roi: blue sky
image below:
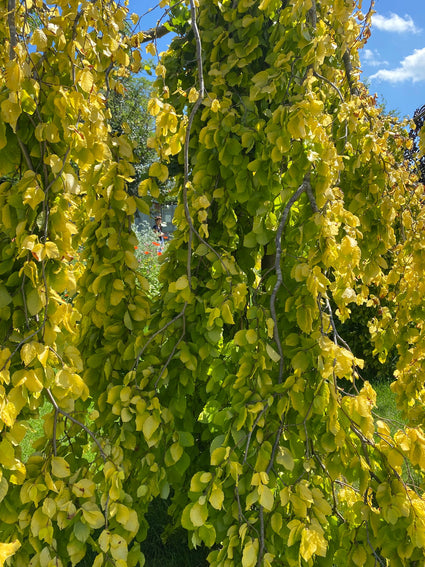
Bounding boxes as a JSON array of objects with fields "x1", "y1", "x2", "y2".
[
  {"x1": 361, "y1": 0, "x2": 425, "y2": 118},
  {"x1": 135, "y1": 1, "x2": 425, "y2": 119}
]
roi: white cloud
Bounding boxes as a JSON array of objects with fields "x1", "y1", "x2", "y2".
[
  {"x1": 372, "y1": 13, "x2": 420, "y2": 34},
  {"x1": 370, "y1": 47, "x2": 425, "y2": 83},
  {"x1": 363, "y1": 48, "x2": 389, "y2": 67}
]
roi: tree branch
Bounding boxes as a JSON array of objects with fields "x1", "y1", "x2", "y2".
[
  {"x1": 8, "y1": 0, "x2": 17, "y2": 60},
  {"x1": 46, "y1": 388, "x2": 107, "y2": 462},
  {"x1": 141, "y1": 24, "x2": 171, "y2": 44},
  {"x1": 342, "y1": 50, "x2": 359, "y2": 96},
  {"x1": 270, "y1": 175, "x2": 311, "y2": 383}
]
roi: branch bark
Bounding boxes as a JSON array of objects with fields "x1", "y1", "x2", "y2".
[
  {"x1": 141, "y1": 24, "x2": 170, "y2": 44},
  {"x1": 8, "y1": 0, "x2": 17, "y2": 60},
  {"x1": 343, "y1": 50, "x2": 360, "y2": 96}
]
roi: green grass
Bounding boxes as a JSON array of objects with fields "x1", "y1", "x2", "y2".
[
  {"x1": 21, "y1": 401, "x2": 50, "y2": 461},
  {"x1": 373, "y1": 379, "x2": 405, "y2": 433}
]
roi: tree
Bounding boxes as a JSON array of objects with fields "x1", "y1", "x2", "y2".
[
  {"x1": 405, "y1": 104, "x2": 425, "y2": 184},
  {"x1": 107, "y1": 75, "x2": 155, "y2": 196},
  {"x1": 1, "y1": 2, "x2": 425, "y2": 567},
  {"x1": 0, "y1": 0, "x2": 150, "y2": 564}
]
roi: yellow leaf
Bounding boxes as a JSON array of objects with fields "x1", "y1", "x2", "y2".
[
  {"x1": 145, "y1": 43, "x2": 156, "y2": 56},
  {"x1": 147, "y1": 98, "x2": 162, "y2": 116},
  {"x1": 211, "y1": 99, "x2": 220, "y2": 112},
  {"x1": 300, "y1": 527, "x2": 327, "y2": 561},
  {"x1": 5, "y1": 61, "x2": 22, "y2": 91},
  {"x1": 116, "y1": 504, "x2": 139, "y2": 533},
  {"x1": 246, "y1": 329, "x2": 257, "y2": 344},
  {"x1": 82, "y1": 502, "x2": 105, "y2": 529},
  {"x1": 23, "y1": 185, "x2": 45, "y2": 210},
  {"x1": 352, "y1": 545, "x2": 367, "y2": 567},
  {"x1": 149, "y1": 162, "x2": 169, "y2": 183},
  {"x1": 0, "y1": 478, "x2": 8, "y2": 505},
  {"x1": 175, "y1": 275, "x2": 188, "y2": 291},
  {"x1": 124, "y1": 250, "x2": 138, "y2": 270},
  {"x1": 287, "y1": 111, "x2": 306, "y2": 139},
  {"x1": 189, "y1": 502, "x2": 207, "y2": 527},
  {"x1": 188, "y1": 87, "x2": 198, "y2": 103},
  {"x1": 45, "y1": 122, "x2": 60, "y2": 143},
  {"x1": 221, "y1": 302, "x2": 234, "y2": 325},
  {"x1": 72, "y1": 479, "x2": 96, "y2": 498},
  {"x1": 209, "y1": 486, "x2": 224, "y2": 510},
  {"x1": 78, "y1": 69, "x2": 94, "y2": 93},
  {"x1": 276, "y1": 447, "x2": 294, "y2": 471},
  {"x1": 1, "y1": 99, "x2": 21, "y2": 132},
  {"x1": 266, "y1": 343, "x2": 280, "y2": 362},
  {"x1": 51, "y1": 456, "x2": 70, "y2": 478},
  {"x1": 242, "y1": 540, "x2": 258, "y2": 567},
  {"x1": 0, "y1": 402, "x2": 17, "y2": 428},
  {"x1": 0, "y1": 540, "x2": 21, "y2": 567},
  {"x1": 99, "y1": 530, "x2": 110, "y2": 553},
  {"x1": 258, "y1": 485, "x2": 274, "y2": 511},
  {"x1": 110, "y1": 533, "x2": 128, "y2": 561},
  {"x1": 21, "y1": 342, "x2": 38, "y2": 366},
  {"x1": 170, "y1": 442, "x2": 183, "y2": 463},
  {"x1": 25, "y1": 369, "x2": 44, "y2": 392},
  {"x1": 296, "y1": 306, "x2": 313, "y2": 334},
  {"x1": 44, "y1": 241, "x2": 60, "y2": 259},
  {"x1": 32, "y1": 28, "x2": 48, "y2": 50},
  {"x1": 142, "y1": 414, "x2": 160, "y2": 441}
]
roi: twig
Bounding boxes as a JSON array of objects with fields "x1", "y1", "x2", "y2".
[
  {"x1": 365, "y1": 520, "x2": 386, "y2": 566},
  {"x1": 270, "y1": 175, "x2": 310, "y2": 383},
  {"x1": 182, "y1": 0, "x2": 205, "y2": 288},
  {"x1": 133, "y1": 305, "x2": 186, "y2": 372},
  {"x1": 45, "y1": 388, "x2": 107, "y2": 462},
  {"x1": 243, "y1": 404, "x2": 269, "y2": 464},
  {"x1": 154, "y1": 315, "x2": 186, "y2": 389},
  {"x1": 257, "y1": 507, "x2": 265, "y2": 567},
  {"x1": 17, "y1": 136, "x2": 35, "y2": 171},
  {"x1": 313, "y1": 71, "x2": 344, "y2": 103},
  {"x1": 266, "y1": 418, "x2": 285, "y2": 475},
  {"x1": 235, "y1": 486, "x2": 260, "y2": 538}
]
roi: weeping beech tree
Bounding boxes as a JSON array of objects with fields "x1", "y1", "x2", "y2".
[{"x1": 1, "y1": 0, "x2": 425, "y2": 566}]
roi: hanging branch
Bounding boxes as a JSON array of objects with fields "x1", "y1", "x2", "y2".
[
  {"x1": 182, "y1": 0, "x2": 205, "y2": 288},
  {"x1": 8, "y1": 0, "x2": 17, "y2": 60},
  {"x1": 342, "y1": 50, "x2": 359, "y2": 96},
  {"x1": 270, "y1": 174, "x2": 312, "y2": 384},
  {"x1": 46, "y1": 388, "x2": 107, "y2": 462},
  {"x1": 306, "y1": 1, "x2": 317, "y2": 30}
]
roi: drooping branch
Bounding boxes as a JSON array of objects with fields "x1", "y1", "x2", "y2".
[
  {"x1": 46, "y1": 388, "x2": 107, "y2": 462},
  {"x1": 342, "y1": 50, "x2": 359, "y2": 96},
  {"x1": 306, "y1": 1, "x2": 317, "y2": 30},
  {"x1": 270, "y1": 175, "x2": 312, "y2": 384},
  {"x1": 182, "y1": 0, "x2": 205, "y2": 288},
  {"x1": 8, "y1": 0, "x2": 17, "y2": 60}
]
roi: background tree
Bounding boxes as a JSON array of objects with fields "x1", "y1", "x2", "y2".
[
  {"x1": 405, "y1": 104, "x2": 425, "y2": 184},
  {"x1": 108, "y1": 75, "x2": 155, "y2": 196}
]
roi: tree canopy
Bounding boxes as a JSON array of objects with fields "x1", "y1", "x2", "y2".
[{"x1": 1, "y1": 1, "x2": 425, "y2": 566}]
